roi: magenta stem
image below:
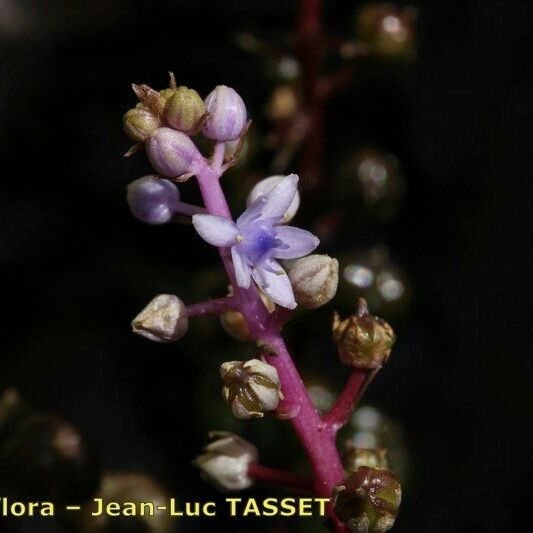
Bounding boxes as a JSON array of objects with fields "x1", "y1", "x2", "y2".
[
  {"x1": 323, "y1": 370, "x2": 368, "y2": 433},
  {"x1": 194, "y1": 144, "x2": 346, "y2": 527},
  {"x1": 248, "y1": 463, "x2": 312, "y2": 492},
  {"x1": 186, "y1": 296, "x2": 236, "y2": 318}
]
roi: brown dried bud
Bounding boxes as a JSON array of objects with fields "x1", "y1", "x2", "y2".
[
  {"x1": 132, "y1": 83, "x2": 167, "y2": 116},
  {"x1": 220, "y1": 359, "x2": 282, "y2": 419},
  {"x1": 332, "y1": 467, "x2": 401, "y2": 532},
  {"x1": 132, "y1": 294, "x2": 188, "y2": 343},
  {"x1": 164, "y1": 86, "x2": 207, "y2": 135},
  {"x1": 332, "y1": 298, "x2": 395, "y2": 369},
  {"x1": 343, "y1": 446, "x2": 389, "y2": 473}
]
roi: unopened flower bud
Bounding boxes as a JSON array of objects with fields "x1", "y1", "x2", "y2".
[
  {"x1": 356, "y1": 4, "x2": 416, "y2": 60},
  {"x1": 0, "y1": 388, "x2": 32, "y2": 444},
  {"x1": 203, "y1": 85, "x2": 247, "y2": 141},
  {"x1": 79, "y1": 472, "x2": 172, "y2": 533},
  {"x1": 132, "y1": 294, "x2": 188, "y2": 343},
  {"x1": 343, "y1": 446, "x2": 389, "y2": 473},
  {"x1": 332, "y1": 298, "x2": 395, "y2": 368},
  {"x1": 194, "y1": 431, "x2": 257, "y2": 491},
  {"x1": 246, "y1": 175, "x2": 300, "y2": 223},
  {"x1": 164, "y1": 86, "x2": 206, "y2": 135},
  {"x1": 0, "y1": 414, "x2": 100, "y2": 503},
  {"x1": 266, "y1": 85, "x2": 299, "y2": 122},
  {"x1": 123, "y1": 107, "x2": 160, "y2": 142},
  {"x1": 220, "y1": 289, "x2": 275, "y2": 342},
  {"x1": 146, "y1": 127, "x2": 201, "y2": 178},
  {"x1": 288, "y1": 254, "x2": 338, "y2": 309},
  {"x1": 126, "y1": 176, "x2": 180, "y2": 225},
  {"x1": 220, "y1": 359, "x2": 281, "y2": 419},
  {"x1": 332, "y1": 467, "x2": 401, "y2": 532}
]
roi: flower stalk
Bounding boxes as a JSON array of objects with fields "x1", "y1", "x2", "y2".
[
  {"x1": 247, "y1": 463, "x2": 313, "y2": 492},
  {"x1": 323, "y1": 369, "x2": 371, "y2": 433},
  {"x1": 186, "y1": 296, "x2": 237, "y2": 318}
]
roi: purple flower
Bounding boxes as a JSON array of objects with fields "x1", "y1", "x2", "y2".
[
  {"x1": 192, "y1": 175, "x2": 319, "y2": 309},
  {"x1": 127, "y1": 175, "x2": 181, "y2": 225}
]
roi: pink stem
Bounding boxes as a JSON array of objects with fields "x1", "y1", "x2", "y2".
[
  {"x1": 323, "y1": 370, "x2": 368, "y2": 433},
  {"x1": 194, "y1": 144, "x2": 346, "y2": 527},
  {"x1": 248, "y1": 463, "x2": 312, "y2": 492},
  {"x1": 174, "y1": 201, "x2": 206, "y2": 217},
  {"x1": 186, "y1": 296, "x2": 236, "y2": 318}
]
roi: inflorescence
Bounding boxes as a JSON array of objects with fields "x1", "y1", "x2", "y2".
[{"x1": 123, "y1": 73, "x2": 400, "y2": 532}]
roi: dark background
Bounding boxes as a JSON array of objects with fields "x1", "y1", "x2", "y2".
[{"x1": 1, "y1": 0, "x2": 532, "y2": 531}]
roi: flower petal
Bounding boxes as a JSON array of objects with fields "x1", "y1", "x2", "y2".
[
  {"x1": 272, "y1": 226, "x2": 320, "y2": 259},
  {"x1": 192, "y1": 214, "x2": 238, "y2": 247},
  {"x1": 259, "y1": 174, "x2": 299, "y2": 222},
  {"x1": 237, "y1": 196, "x2": 267, "y2": 226},
  {"x1": 252, "y1": 258, "x2": 296, "y2": 309},
  {"x1": 231, "y1": 246, "x2": 252, "y2": 288}
]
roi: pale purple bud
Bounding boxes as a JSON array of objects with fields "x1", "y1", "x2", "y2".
[
  {"x1": 146, "y1": 127, "x2": 201, "y2": 178},
  {"x1": 202, "y1": 85, "x2": 247, "y2": 141},
  {"x1": 126, "y1": 176, "x2": 180, "y2": 225}
]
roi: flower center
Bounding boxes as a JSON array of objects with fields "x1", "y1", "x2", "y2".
[{"x1": 238, "y1": 224, "x2": 279, "y2": 264}]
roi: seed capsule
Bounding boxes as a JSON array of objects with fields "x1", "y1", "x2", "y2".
[
  {"x1": 288, "y1": 254, "x2": 339, "y2": 309},
  {"x1": 194, "y1": 431, "x2": 257, "y2": 491},
  {"x1": 132, "y1": 294, "x2": 188, "y2": 343},
  {"x1": 332, "y1": 298, "x2": 395, "y2": 369},
  {"x1": 332, "y1": 466, "x2": 401, "y2": 532},
  {"x1": 164, "y1": 86, "x2": 206, "y2": 135},
  {"x1": 220, "y1": 359, "x2": 281, "y2": 419}
]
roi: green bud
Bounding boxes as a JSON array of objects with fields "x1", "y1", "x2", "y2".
[
  {"x1": 159, "y1": 88, "x2": 175, "y2": 106},
  {"x1": 332, "y1": 466, "x2": 401, "y2": 532},
  {"x1": 123, "y1": 107, "x2": 161, "y2": 142},
  {"x1": 332, "y1": 298, "x2": 395, "y2": 369},
  {"x1": 342, "y1": 446, "x2": 389, "y2": 473},
  {"x1": 164, "y1": 86, "x2": 207, "y2": 135}
]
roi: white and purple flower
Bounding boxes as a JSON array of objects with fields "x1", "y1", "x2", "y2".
[{"x1": 192, "y1": 174, "x2": 319, "y2": 309}]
